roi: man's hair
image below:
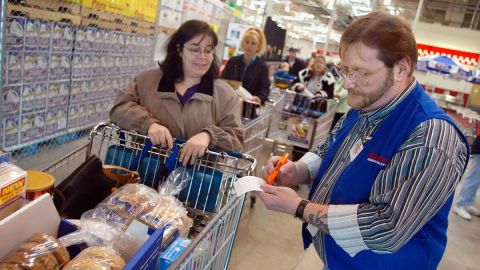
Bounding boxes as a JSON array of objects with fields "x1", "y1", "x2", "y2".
[
  {"x1": 240, "y1": 27, "x2": 267, "y2": 55},
  {"x1": 339, "y1": 11, "x2": 417, "y2": 76}
]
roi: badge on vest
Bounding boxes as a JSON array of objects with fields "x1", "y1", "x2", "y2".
[
  {"x1": 367, "y1": 153, "x2": 390, "y2": 167},
  {"x1": 349, "y1": 139, "x2": 364, "y2": 161}
]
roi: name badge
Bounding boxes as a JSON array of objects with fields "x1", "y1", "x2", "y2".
[
  {"x1": 349, "y1": 139, "x2": 364, "y2": 161},
  {"x1": 307, "y1": 224, "x2": 319, "y2": 237}
]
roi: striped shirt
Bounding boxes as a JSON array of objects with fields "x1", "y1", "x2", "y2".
[{"x1": 300, "y1": 80, "x2": 468, "y2": 263}]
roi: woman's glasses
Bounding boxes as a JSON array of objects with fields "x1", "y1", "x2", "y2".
[{"x1": 183, "y1": 45, "x2": 215, "y2": 57}]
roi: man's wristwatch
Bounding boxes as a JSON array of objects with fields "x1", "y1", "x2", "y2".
[{"x1": 295, "y1": 199, "x2": 310, "y2": 222}]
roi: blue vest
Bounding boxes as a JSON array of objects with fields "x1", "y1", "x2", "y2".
[{"x1": 303, "y1": 83, "x2": 469, "y2": 269}]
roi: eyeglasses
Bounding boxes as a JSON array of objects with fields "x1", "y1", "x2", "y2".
[
  {"x1": 334, "y1": 64, "x2": 385, "y2": 86},
  {"x1": 183, "y1": 45, "x2": 215, "y2": 57}
]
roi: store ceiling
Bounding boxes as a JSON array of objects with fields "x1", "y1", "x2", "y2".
[{"x1": 238, "y1": 0, "x2": 480, "y2": 44}]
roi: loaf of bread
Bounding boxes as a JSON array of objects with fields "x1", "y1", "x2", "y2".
[
  {"x1": 62, "y1": 247, "x2": 125, "y2": 270},
  {"x1": 0, "y1": 233, "x2": 70, "y2": 269}
]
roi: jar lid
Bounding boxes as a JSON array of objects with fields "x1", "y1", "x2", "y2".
[{"x1": 26, "y1": 171, "x2": 55, "y2": 192}]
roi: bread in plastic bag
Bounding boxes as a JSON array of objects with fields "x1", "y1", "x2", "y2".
[
  {"x1": 60, "y1": 184, "x2": 192, "y2": 259},
  {"x1": 62, "y1": 246, "x2": 125, "y2": 270},
  {"x1": 0, "y1": 233, "x2": 70, "y2": 269}
]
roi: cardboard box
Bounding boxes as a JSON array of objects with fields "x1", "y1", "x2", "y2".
[
  {"x1": 0, "y1": 163, "x2": 26, "y2": 210},
  {"x1": 5, "y1": 17, "x2": 25, "y2": 51}
]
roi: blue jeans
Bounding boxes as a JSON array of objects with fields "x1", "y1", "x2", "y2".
[{"x1": 457, "y1": 154, "x2": 480, "y2": 207}]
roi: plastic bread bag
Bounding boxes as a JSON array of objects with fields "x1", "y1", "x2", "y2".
[
  {"x1": 158, "y1": 166, "x2": 192, "y2": 196},
  {"x1": 62, "y1": 246, "x2": 125, "y2": 270},
  {"x1": 58, "y1": 211, "x2": 143, "y2": 261},
  {"x1": 0, "y1": 233, "x2": 70, "y2": 269},
  {"x1": 140, "y1": 195, "x2": 193, "y2": 239}
]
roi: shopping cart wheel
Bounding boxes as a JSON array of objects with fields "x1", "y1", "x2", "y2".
[{"x1": 250, "y1": 193, "x2": 256, "y2": 208}]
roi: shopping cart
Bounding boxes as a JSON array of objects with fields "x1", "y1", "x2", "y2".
[
  {"x1": 42, "y1": 122, "x2": 257, "y2": 270},
  {"x1": 241, "y1": 88, "x2": 287, "y2": 157},
  {"x1": 267, "y1": 89, "x2": 338, "y2": 153}
]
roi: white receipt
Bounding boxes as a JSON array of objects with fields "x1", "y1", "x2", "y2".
[{"x1": 233, "y1": 176, "x2": 266, "y2": 197}]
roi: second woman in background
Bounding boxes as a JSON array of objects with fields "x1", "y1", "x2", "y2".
[
  {"x1": 293, "y1": 55, "x2": 336, "y2": 98},
  {"x1": 221, "y1": 27, "x2": 270, "y2": 104}
]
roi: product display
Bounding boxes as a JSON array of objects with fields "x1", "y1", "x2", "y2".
[{"x1": 0, "y1": 233, "x2": 70, "y2": 269}]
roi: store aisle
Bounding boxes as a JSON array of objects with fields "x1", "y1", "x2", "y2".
[{"x1": 229, "y1": 143, "x2": 480, "y2": 270}]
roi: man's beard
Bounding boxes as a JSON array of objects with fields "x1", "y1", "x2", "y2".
[{"x1": 348, "y1": 68, "x2": 394, "y2": 110}]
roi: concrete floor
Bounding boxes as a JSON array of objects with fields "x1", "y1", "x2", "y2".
[{"x1": 229, "y1": 143, "x2": 480, "y2": 270}]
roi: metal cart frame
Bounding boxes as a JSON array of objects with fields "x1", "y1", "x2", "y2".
[{"x1": 42, "y1": 122, "x2": 257, "y2": 270}]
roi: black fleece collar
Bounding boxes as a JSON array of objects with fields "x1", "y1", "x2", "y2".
[{"x1": 158, "y1": 75, "x2": 214, "y2": 96}]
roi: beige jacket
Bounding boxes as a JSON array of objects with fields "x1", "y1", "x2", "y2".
[{"x1": 110, "y1": 68, "x2": 244, "y2": 152}]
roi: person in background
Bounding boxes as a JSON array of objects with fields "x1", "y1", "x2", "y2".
[
  {"x1": 256, "y1": 11, "x2": 469, "y2": 270},
  {"x1": 330, "y1": 77, "x2": 350, "y2": 131},
  {"x1": 274, "y1": 62, "x2": 296, "y2": 81},
  {"x1": 284, "y1": 47, "x2": 307, "y2": 78},
  {"x1": 221, "y1": 27, "x2": 270, "y2": 104},
  {"x1": 110, "y1": 20, "x2": 244, "y2": 166},
  {"x1": 292, "y1": 55, "x2": 336, "y2": 98},
  {"x1": 454, "y1": 124, "x2": 480, "y2": 220}
]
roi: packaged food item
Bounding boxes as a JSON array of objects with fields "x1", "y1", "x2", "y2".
[
  {"x1": 2, "y1": 86, "x2": 21, "y2": 114},
  {"x1": 0, "y1": 233, "x2": 70, "y2": 269},
  {"x1": 38, "y1": 20, "x2": 52, "y2": 51},
  {"x1": 25, "y1": 171, "x2": 55, "y2": 201},
  {"x1": 6, "y1": 52, "x2": 23, "y2": 85},
  {"x1": 24, "y1": 19, "x2": 39, "y2": 51},
  {"x1": 158, "y1": 237, "x2": 191, "y2": 270},
  {"x1": 34, "y1": 84, "x2": 47, "y2": 112},
  {"x1": 5, "y1": 17, "x2": 25, "y2": 51},
  {"x1": 62, "y1": 246, "x2": 125, "y2": 270},
  {"x1": 3, "y1": 114, "x2": 19, "y2": 147}
]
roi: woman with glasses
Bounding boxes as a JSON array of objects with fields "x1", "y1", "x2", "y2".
[
  {"x1": 110, "y1": 20, "x2": 244, "y2": 166},
  {"x1": 221, "y1": 27, "x2": 270, "y2": 104},
  {"x1": 293, "y1": 55, "x2": 336, "y2": 99}
]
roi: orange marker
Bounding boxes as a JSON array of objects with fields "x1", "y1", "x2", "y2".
[{"x1": 267, "y1": 153, "x2": 289, "y2": 185}]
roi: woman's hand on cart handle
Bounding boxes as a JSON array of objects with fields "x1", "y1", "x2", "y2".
[
  {"x1": 148, "y1": 123, "x2": 173, "y2": 149},
  {"x1": 179, "y1": 132, "x2": 211, "y2": 166},
  {"x1": 262, "y1": 156, "x2": 298, "y2": 186}
]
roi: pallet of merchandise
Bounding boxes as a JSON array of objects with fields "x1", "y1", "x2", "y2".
[
  {"x1": 7, "y1": 4, "x2": 81, "y2": 25},
  {"x1": 25, "y1": 0, "x2": 81, "y2": 15}
]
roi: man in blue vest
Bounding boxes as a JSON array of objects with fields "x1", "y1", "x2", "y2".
[{"x1": 257, "y1": 11, "x2": 469, "y2": 270}]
